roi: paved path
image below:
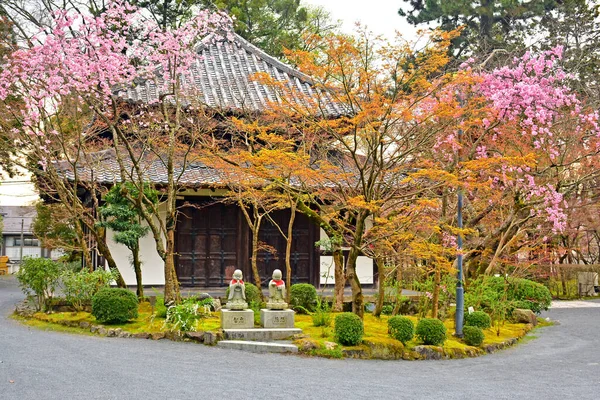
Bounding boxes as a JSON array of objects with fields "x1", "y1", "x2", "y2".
[{"x1": 1, "y1": 276, "x2": 599, "y2": 399}]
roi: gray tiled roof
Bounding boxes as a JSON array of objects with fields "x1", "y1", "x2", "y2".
[
  {"x1": 116, "y1": 34, "x2": 347, "y2": 116},
  {"x1": 56, "y1": 149, "x2": 226, "y2": 186},
  {"x1": 0, "y1": 206, "x2": 36, "y2": 234}
]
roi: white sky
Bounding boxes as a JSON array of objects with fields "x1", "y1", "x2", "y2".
[{"x1": 304, "y1": 0, "x2": 419, "y2": 41}]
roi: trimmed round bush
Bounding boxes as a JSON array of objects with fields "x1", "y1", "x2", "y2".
[
  {"x1": 463, "y1": 325, "x2": 485, "y2": 346},
  {"x1": 464, "y1": 311, "x2": 491, "y2": 329},
  {"x1": 334, "y1": 312, "x2": 364, "y2": 345},
  {"x1": 290, "y1": 283, "x2": 318, "y2": 313},
  {"x1": 415, "y1": 318, "x2": 447, "y2": 346},
  {"x1": 388, "y1": 316, "x2": 414, "y2": 344},
  {"x1": 92, "y1": 288, "x2": 138, "y2": 324},
  {"x1": 225, "y1": 282, "x2": 261, "y2": 304}
]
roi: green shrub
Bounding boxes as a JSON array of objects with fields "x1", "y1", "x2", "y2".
[
  {"x1": 387, "y1": 316, "x2": 414, "y2": 344},
  {"x1": 290, "y1": 283, "x2": 317, "y2": 313},
  {"x1": 465, "y1": 276, "x2": 551, "y2": 315},
  {"x1": 154, "y1": 296, "x2": 168, "y2": 318},
  {"x1": 334, "y1": 312, "x2": 364, "y2": 345},
  {"x1": 225, "y1": 282, "x2": 261, "y2": 304},
  {"x1": 415, "y1": 318, "x2": 447, "y2": 346},
  {"x1": 61, "y1": 269, "x2": 116, "y2": 311},
  {"x1": 463, "y1": 325, "x2": 485, "y2": 346},
  {"x1": 165, "y1": 298, "x2": 211, "y2": 332},
  {"x1": 464, "y1": 311, "x2": 491, "y2": 329},
  {"x1": 92, "y1": 288, "x2": 138, "y2": 324},
  {"x1": 312, "y1": 297, "x2": 332, "y2": 327},
  {"x1": 510, "y1": 279, "x2": 552, "y2": 314},
  {"x1": 16, "y1": 257, "x2": 64, "y2": 311},
  {"x1": 381, "y1": 304, "x2": 393, "y2": 315}
]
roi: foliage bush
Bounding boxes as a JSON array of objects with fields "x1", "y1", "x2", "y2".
[
  {"x1": 165, "y1": 298, "x2": 212, "y2": 332},
  {"x1": 312, "y1": 298, "x2": 332, "y2": 327},
  {"x1": 465, "y1": 276, "x2": 552, "y2": 315},
  {"x1": 464, "y1": 311, "x2": 492, "y2": 329},
  {"x1": 334, "y1": 312, "x2": 364, "y2": 345},
  {"x1": 415, "y1": 318, "x2": 447, "y2": 346},
  {"x1": 91, "y1": 288, "x2": 138, "y2": 324},
  {"x1": 154, "y1": 296, "x2": 168, "y2": 318},
  {"x1": 225, "y1": 282, "x2": 261, "y2": 305},
  {"x1": 463, "y1": 326, "x2": 485, "y2": 346},
  {"x1": 61, "y1": 269, "x2": 116, "y2": 311},
  {"x1": 387, "y1": 316, "x2": 414, "y2": 344},
  {"x1": 510, "y1": 279, "x2": 552, "y2": 314},
  {"x1": 290, "y1": 283, "x2": 318, "y2": 313},
  {"x1": 381, "y1": 304, "x2": 394, "y2": 315},
  {"x1": 16, "y1": 257, "x2": 63, "y2": 311}
]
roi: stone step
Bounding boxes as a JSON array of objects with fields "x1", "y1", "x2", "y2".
[
  {"x1": 223, "y1": 328, "x2": 302, "y2": 341},
  {"x1": 218, "y1": 340, "x2": 298, "y2": 354}
]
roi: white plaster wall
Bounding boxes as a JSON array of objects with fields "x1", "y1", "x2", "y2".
[
  {"x1": 318, "y1": 228, "x2": 374, "y2": 285},
  {"x1": 319, "y1": 255, "x2": 337, "y2": 284},
  {"x1": 106, "y1": 204, "x2": 166, "y2": 286}
]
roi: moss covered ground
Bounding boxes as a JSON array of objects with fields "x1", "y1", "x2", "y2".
[
  {"x1": 29, "y1": 301, "x2": 222, "y2": 333},
  {"x1": 19, "y1": 303, "x2": 542, "y2": 360},
  {"x1": 295, "y1": 313, "x2": 533, "y2": 354}
]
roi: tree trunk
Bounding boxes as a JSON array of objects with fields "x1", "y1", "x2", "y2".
[
  {"x1": 431, "y1": 266, "x2": 441, "y2": 319},
  {"x1": 132, "y1": 245, "x2": 144, "y2": 300},
  {"x1": 346, "y1": 249, "x2": 364, "y2": 318},
  {"x1": 392, "y1": 261, "x2": 404, "y2": 316},
  {"x1": 163, "y1": 227, "x2": 180, "y2": 305},
  {"x1": 96, "y1": 233, "x2": 127, "y2": 288},
  {"x1": 251, "y1": 218, "x2": 263, "y2": 292},
  {"x1": 285, "y1": 203, "x2": 296, "y2": 303},
  {"x1": 332, "y1": 247, "x2": 345, "y2": 312},
  {"x1": 373, "y1": 257, "x2": 386, "y2": 317}
]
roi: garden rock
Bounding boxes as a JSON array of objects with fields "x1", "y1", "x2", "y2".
[
  {"x1": 79, "y1": 321, "x2": 90, "y2": 329},
  {"x1": 324, "y1": 341, "x2": 337, "y2": 351},
  {"x1": 150, "y1": 332, "x2": 165, "y2": 340},
  {"x1": 363, "y1": 339, "x2": 404, "y2": 360},
  {"x1": 97, "y1": 327, "x2": 107, "y2": 335},
  {"x1": 15, "y1": 301, "x2": 36, "y2": 317},
  {"x1": 341, "y1": 348, "x2": 369, "y2": 359},
  {"x1": 513, "y1": 308, "x2": 537, "y2": 326},
  {"x1": 296, "y1": 338, "x2": 319, "y2": 352},
  {"x1": 212, "y1": 298, "x2": 222, "y2": 312},
  {"x1": 118, "y1": 331, "x2": 132, "y2": 338},
  {"x1": 184, "y1": 331, "x2": 205, "y2": 343},
  {"x1": 165, "y1": 331, "x2": 184, "y2": 341},
  {"x1": 132, "y1": 332, "x2": 150, "y2": 339},
  {"x1": 203, "y1": 331, "x2": 218, "y2": 345},
  {"x1": 414, "y1": 345, "x2": 444, "y2": 360}
]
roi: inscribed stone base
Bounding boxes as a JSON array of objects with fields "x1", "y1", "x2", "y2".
[
  {"x1": 221, "y1": 309, "x2": 254, "y2": 329},
  {"x1": 260, "y1": 309, "x2": 295, "y2": 328}
]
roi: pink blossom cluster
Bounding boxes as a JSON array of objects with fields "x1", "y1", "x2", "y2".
[
  {"x1": 478, "y1": 47, "x2": 600, "y2": 150},
  {"x1": 0, "y1": 0, "x2": 232, "y2": 132}
]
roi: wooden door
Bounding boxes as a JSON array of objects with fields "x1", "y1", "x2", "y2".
[
  {"x1": 176, "y1": 202, "x2": 239, "y2": 287},
  {"x1": 256, "y1": 210, "x2": 314, "y2": 286}
]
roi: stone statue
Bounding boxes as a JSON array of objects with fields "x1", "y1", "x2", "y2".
[
  {"x1": 267, "y1": 269, "x2": 287, "y2": 310},
  {"x1": 227, "y1": 269, "x2": 248, "y2": 310}
]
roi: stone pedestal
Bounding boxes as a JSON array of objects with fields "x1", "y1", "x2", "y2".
[
  {"x1": 260, "y1": 309, "x2": 295, "y2": 328},
  {"x1": 221, "y1": 309, "x2": 254, "y2": 329}
]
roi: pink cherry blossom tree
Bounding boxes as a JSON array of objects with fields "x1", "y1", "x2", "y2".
[
  {"x1": 433, "y1": 48, "x2": 600, "y2": 277},
  {"x1": 0, "y1": 0, "x2": 232, "y2": 303}
]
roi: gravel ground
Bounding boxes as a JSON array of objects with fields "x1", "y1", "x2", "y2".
[{"x1": 1, "y1": 275, "x2": 599, "y2": 400}]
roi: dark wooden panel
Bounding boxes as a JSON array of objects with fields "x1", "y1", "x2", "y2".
[
  {"x1": 256, "y1": 210, "x2": 313, "y2": 286},
  {"x1": 176, "y1": 202, "x2": 239, "y2": 287}
]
